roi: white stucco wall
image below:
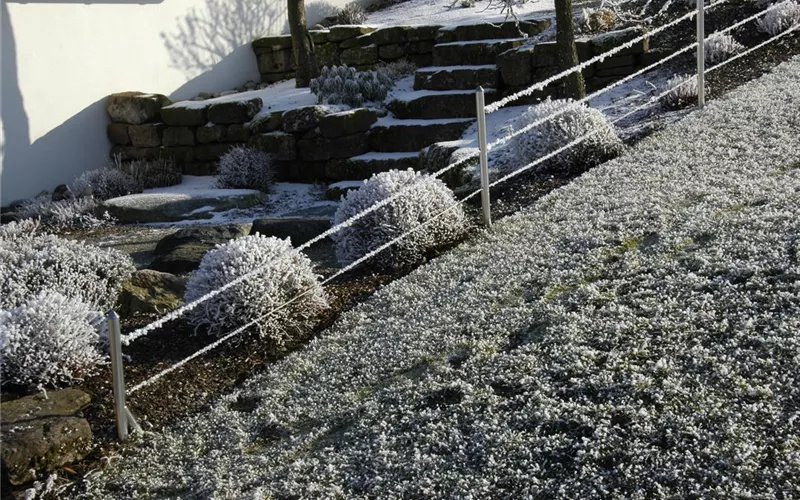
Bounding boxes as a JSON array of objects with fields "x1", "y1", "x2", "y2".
[{"x1": 0, "y1": 0, "x2": 347, "y2": 205}]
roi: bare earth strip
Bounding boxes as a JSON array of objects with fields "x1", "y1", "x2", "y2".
[{"x1": 80, "y1": 56, "x2": 800, "y2": 499}]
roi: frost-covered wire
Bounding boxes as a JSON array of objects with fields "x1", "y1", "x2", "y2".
[
  {"x1": 485, "y1": 0, "x2": 727, "y2": 114},
  {"x1": 708, "y1": 18, "x2": 800, "y2": 73}
]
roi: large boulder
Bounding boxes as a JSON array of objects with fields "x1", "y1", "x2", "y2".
[
  {"x1": 208, "y1": 97, "x2": 262, "y2": 124},
  {"x1": 250, "y1": 217, "x2": 332, "y2": 246},
  {"x1": 1, "y1": 388, "x2": 92, "y2": 486},
  {"x1": 149, "y1": 224, "x2": 252, "y2": 274},
  {"x1": 161, "y1": 105, "x2": 209, "y2": 127},
  {"x1": 340, "y1": 45, "x2": 378, "y2": 66},
  {"x1": 102, "y1": 190, "x2": 263, "y2": 224},
  {"x1": 318, "y1": 108, "x2": 378, "y2": 139},
  {"x1": 128, "y1": 123, "x2": 166, "y2": 148},
  {"x1": 249, "y1": 132, "x2": 297, "y2": 161},
  {"x1": 118, "y1": 269, "x2": 187, "y2": 316},
  {"x1": 107, "y1": 92, "x2": 171, "y2": 125},
  {"x1": 282, "y1": 105, "x2": 332, "y2": 133}
]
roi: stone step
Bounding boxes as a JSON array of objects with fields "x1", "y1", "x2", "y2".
[
  {"x1": 368, "y1": 117, "x2": 474, "y2": 151},
  {"x1": 432, "y1": 38, "x2": 527, "y2": 67},
  {"x1": 387, "y1": 89, "x2": 496, "y2": 119},
  {"x1": 414, "y1": 65, "x2": 500, "y2": 91},
  {"x1": 325, "y1": 180, "x2": 365, "y2": 200},
  {"x1": 324, "y1": 152, "x2": 421, "y2": 182},
  {"x1": 434, "y1": 18, "x2": 551, "y2": 44}
]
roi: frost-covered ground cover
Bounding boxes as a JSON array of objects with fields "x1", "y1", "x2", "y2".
[{"x1": 79, "y1": 57, "x2": 800, "y2": 498}]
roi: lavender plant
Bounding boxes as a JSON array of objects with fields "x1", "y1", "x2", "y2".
[
  {"x1": 216, "y1": 146, "x2": 273, "y2": 192},
  {"x1": 310, "y1": 65, "x2": 397, "y2": 107}
]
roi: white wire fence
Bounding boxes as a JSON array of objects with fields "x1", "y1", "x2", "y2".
[{"x1": 105, "y1": 1, "x2": 798, "y2": 440}]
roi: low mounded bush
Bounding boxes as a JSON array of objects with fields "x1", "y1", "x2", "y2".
[
  {"x1": 758, "y1": 0, "x2": 800, "y2": 36},
  {"x1": 0, "y1": 290, "x2": 106, "y2": 389},
  {"x1": 335, "y1": 1, "x2": 367, "y2": 24},
  {"x1": 579, "y1": 7, "x2": 618, "y2": 33},
  {"x1": 0, "y1": 228, "x2": 136, "y2": 310},
  {"x1": 704, "y1": 33, "x2": 744, "y2": 65},
  {"x1": 72, "y1": 167, "x2": 141, "y2": 201},
  {"x1": 660, "y1": 74, "x2": 706, "y2": 109},
  {"x1": 310, "y1": 65, "x2": 397, "y2": 107},
  {"x1": 112, "y1": 155, "x2": 182, "y2": 190},
  {"x1": 332, "y1": 169, "x2": 467, "y2": 270},
  {"x1": 507, "y1": 99, "x2": 624, "y2": 173},
  {"x1": 184, "y1": 235, "x2": 328, "y2": 342},
  {"x1": 216, "y1": 146, "x2": 273, "y2": 192},
  {"x1": 14, "y1": 196, "x2": 113, "y2": 231}
]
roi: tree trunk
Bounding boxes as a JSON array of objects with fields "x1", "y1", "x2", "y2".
[
  {"x1": 555, "y1": 0, "x2": 586, "y2": 100},
  {"x1": 288, "y1": 0, "x2": 316, "y2": 87}
]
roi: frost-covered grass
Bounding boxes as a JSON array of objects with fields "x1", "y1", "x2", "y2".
[{"x1": 78, "y1": 57, "x2": 800, "y2": 498}]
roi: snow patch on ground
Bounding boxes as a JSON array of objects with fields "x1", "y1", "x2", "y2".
[
  {"x1": 165, "y1": 80, "x2": 318, "y2": 114},
  {"x1": 366, "y1": 0, "x2": 555, "y2": 27}
]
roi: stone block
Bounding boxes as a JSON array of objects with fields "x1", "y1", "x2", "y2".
[
  {"x1": 532, "y1": 42, "x2": 559, "y2": 67},
  {"x1": 110, "y1": 145, "x2": 163, "y2": 161},
  {"x1": 309, "y1": 30, "x2": 329, "y2": 44},
  {"x1": 208, "y1": 97, "x2": 262, "y2": 124},
  {"x1": 196, "y1": 124, "x2": 227, "y2": 143},
  {"x1": 118, "y1": 269, "x2": 186, "y2": 316},
  {"x1": 182, "y1": 161, "x2": 218, "y2": 176},
  {"x1": 129, "y1": 123, "x2": 166, "y2": 147},
  {"x1": 328, "y1": 26, "x2": 376, "y2": 43},
  {"x1": 432, "y1": 39, "x2": 524, "y2": 66},
  {"x1": 407, "y1": 25, "x2": 441, "y2": 42},
  {"x1": 339, "y1": 36, "x2": 363, "y2": 50},
  {"x1": 249, "y1": 131, "x2": 297, "y2": 160},
  {"x1": 283, "y1": 105, "x2": 332, "y2": 133},
  {"x1": 250, "y1": 218, "x2": 332, "y2": 245},
  {"x1": 498, "y1": 47, "x2": 535, "y2": 87},
  {"x1": 259, "y1": 48, "x2": 295, "y2": 74},
  {"x1": 249, "y1": 111, "x2": 284, "y2": 134},
  {"x1": 279, "y1": 161, "x2": 327, "y2": 182},
  {"x1": 162, "y1": 147, "x2": 196, "y2": 163},
  {"x1": 316, "y1": 43, "x2": 341, "y2": 68},
  {"x1": 163, "y1": 126, "x2": 195, "y2": 147},
  {"x1": 107, "y1": 91, "x2": 170, "y2": 125},
  {"x1": 195, "y1": 143, "x2": 239, "y2": 161},
  {"x1": 409, "y1": 40, "x2": 435, "y2": 54},
  {"x1": 371, "y1": 26, "x2": 412, "y2": 45},
  {"x1": 161, "y1": 105, "x2": 208, "y2": 126},
  {"x1": 409, "y1": 53, "x2": 434, "y2": 68},
  {"x1": 297, "y1": 133, "x2": 369, "y2": 162},
  {"x1": 379, "y1": 43, "x2": 407, "y2": 60},
  {"x1": 591, "y1": 26, "x2": 649, "y2": 56},
  {"x1": 595, "y1": 54, "x2": 636, "y2": 69},
  {"x1": 319, "y1": 108, "x2": 378, "y2": 138},
  {"x1": 107, "y1": 123, "x2": 131, "y2": 145},
  {"x1": 150, "y1": 224, "x2": 250, "y2": 273},
  {"x1": 368, "y1": 120, "x2": 472, "y2": 152},
  {"x1": 252, "y1": 35, "x2": 293, "y2": 51},
  {"x1": 226, "y1": 124, "x2": 251, "y2": 142},
  {"x1": 261, "y1": 71, "x2": 295, "y2": 84},
  {"x1": 435, "y1": 18, "x2": 550, "y2": 43},
  {"x1": 340, "y1": 45, "x2": 378, "y2": 66}
]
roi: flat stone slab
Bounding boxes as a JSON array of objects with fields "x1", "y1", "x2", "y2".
[
  {"x1": 103, "y1": 189, "x2": 265, "y2": 224},
  {"x1": 1, "y1": 388, "x2": 93, "y2": 485},
  {"x1": 149, "y1": 223, "x2": 252, "y2": 274}
]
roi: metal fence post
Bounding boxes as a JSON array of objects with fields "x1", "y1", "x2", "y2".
[
  {"x1": 697, "y1": 0, "x2": 706, "y2": 108},
  {"x1": 475, "y1": 87, "x2": 492, "y2": 228},
  {"x1": 107, "y1": 311, "x2": 129, "y2": 441}
]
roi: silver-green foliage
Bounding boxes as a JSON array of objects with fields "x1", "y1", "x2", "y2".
[
  {"x1": 310, "y1": 65, "x2": 396, "y2": 107},
  {"x1": 112, "y1": 155, "x2": 182, "y2": 190}
]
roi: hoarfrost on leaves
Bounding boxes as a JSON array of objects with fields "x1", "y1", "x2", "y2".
[
  {"x1": 14, "y1": 196, "x2": 114, "y2": 231},
  {"x1": 310, "y1": 65, "x2": 399, "y2": 107},
  {"x1": 0, "y1": 291, "x2": 105, "y2": 389},
  {"x1": 0, "y1": 230, "x2": 135, "y2": 310},
  {"x1": 660, "y1": 74, "x2": 705, "y2": 109},
  {"x1": 216, "y1": 146, "x2": 273, "y2": 193},
  {"x1": 507, "y1": 98, "x2": 624, "y2": 173},
  {"x1": 112, "y1": 155, "x2": 182, "y2": 190},
  {"x1": 704, "y1": 33, "x2": 744, "y2": 65},
  {"x1": 757, "y1": 0, "x2": 800, "y2": 35},
  {"x1": 332, "y1": 169, "x2": 467, "y2": 270},
  {"x1": 72, "y1": 167, "x2": 141, "y2": 201},
  {"x1": 184, "y1": 235, "x2": 328, "y2": 342},
  {"x1": 335, "y1": 1, "x2": 367, "y2": 24}
]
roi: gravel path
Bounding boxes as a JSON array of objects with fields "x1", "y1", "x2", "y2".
[{"x1": 79, "y1": 56, "x2": 800, "y2": 499}]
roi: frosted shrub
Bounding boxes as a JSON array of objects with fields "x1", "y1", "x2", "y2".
[
  {"x1": 758, "y1": 0, "x2": 800, "y2": 35},
  {"x1": 704, "y1": 33, "x2": 744, "y2": 65},
  {"x1": 14, "y1": 196, "x2": 113, "y2": 231},
  {"x1": 112, "y1": 155, "x2": 182, "y2": 189},
  {"x1": 335, "y1": 1, "x2": 367, "y2": 24},
  {"x1": 0, "y1": 219, "x2": 40, "y2": 241},
  {"x1": 0, "y1": 232, "x2": 135, "y2": 310},
  {"x1": 0, "y1": 291, "x2": 105, "y2": 389},
  {"x1": 332, "y1": 169, "x2": 467, "y2": 270},
  {"x1": 216, "y1": 146, "x2": 273, "y2": 192},
  {"x1": 72, "y1": 167, "x2": 141, "y2": 201},
  {"x1": 507, "y1": 99, "x2": 623, "y2": 174},
  {"x1": 660, "y1": 74, "x2": 706, "y2": 109},
  {"x1": 579, "y1": 7, "x2": 617, "y2": 33},
  {"x1": 184, "y1": 235, "x2": 328, "y2": 342},
  {"x1": 380, "y1": 59, "x2": 417, "y2": 79},
  {"x1": 310, "y1": 65, "x2": 396, "y2": 107}
]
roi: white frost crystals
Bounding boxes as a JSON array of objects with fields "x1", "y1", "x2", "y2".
[
  {"x1": 332, "y1": 169, "x2": 467, "y2": 270},
  {"x1": 758, "y1": 0, "x2": 800, "y2": 35},
  {"x1": 660, "y1": 74, "x2": 704, "y2": 109},
  {"x1": 184, "y1": 235, "x2": 328, "y2": 342},
  {"x1": 216, "y1": 146, "x2": 273, "y2": 193},
  {"x1": 507, "y1": 98, "x2": 623, "y2": 173},
  {"x1": 0, "y1": 291, "x2": 106, "y2": 389},
  {"x1": 704, "y1": 33, "x2": 745, "y2": 64}
]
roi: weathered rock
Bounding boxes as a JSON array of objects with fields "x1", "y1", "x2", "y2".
[
  {"x1": 196, "y1": 124, "x2": 227, "y2": 143},
  {"x1": 498, "y1": 47, "x2": 535, "y2": 87},
  {"x1": 109, "y1": 145, "x2": 163, "y2": 161},
  {"x1": 338, "y1": 36, "x2": 363, "y2": 50},
  {"x1": 407, "y1": 25, "x2": 441, "y2": 42},
  {"x1": 316, "y1": 43, "x2": 341, "y2": 68},
  {"x1": 595, "y1": 54, "x2": 636, "y2": 69},
  {"x1": 309, "y1": 30, "x2": 329, "y2": 44},
  {"x1": 107, "y1": 91, "x2": 170, "y2": 125},
  {"x1": 103, "y1": 191, "x2": 263, "y2": 224},
  {"x1": 591, "y1": 26, "x2": 649, "y2": 56},
  {"x1": 195, "y1": 143, "x2": 239, "y2": 161},
  {"x1": 371, "y1": 26, "x2": 412, "y2": 45},
  {"x1": 118, "y1": 269, "x2": 187, "y2": 315},
  {"x1": 251, "y1": 35, "x2": 293, "y2": 51},
  {"x1": 409, "y1": 40, "x2": 435, "y2": 54},
  {"x1": 419, "y1": 142, "x2": 473, "y2": 188},
  {"x1": 319, "y1": 108, "x2": 378, "y2": 138},
  {"x1": 298, "y1": 133, "x2": 369, "y2": 162},
  {"x1": 150, "y1": 224, "x2": 252, "y2": 273},
  {"x1": 51, "y1": 184, "x2": 74, "y2": 202},
  {"x1": 226, "y1": 124, "x2": 251, "y2": 142},
  {"x1": 250, "y1": 217, "x2": 332, "y2": 245},
  {"x1": 161, "y1": 105, "x2": 208, "y2": 127},
  {"x1": 435, "y1": 18, "x2": 550, "y2": 43},
  {"x1": 181, "y1": 161, "x2": 218, "y2": 176},
  {"x1": 328, "y1": 26, "x2": 376, "y2": 43},
  {"x1": 1, "y1": 388, "x2": 92, "y2": 485},
  {"x1": 388, "y1": 90, "x2": 495, "y2": 119},
  {"x1": 249, "y1": 132, "x2": 297, "y2": 160},
  {"x1": 163, "y1": 126, "x2": 195, "y2": 147},
  {"x1": 261, "y1": 71, "x2": 295, "y2": 84},
  {"x1": 368, "y1": 120, "x2": 473, "y2": 152},
  {"x1": 163, "y1": 146, "x2": 196, "y2": 163},
  {"x1": 248, "y1": 111, "x2": 284, "y2": 134},
  {"x1": 432, "y1": 39, "x2": 524, "y2": 66},
  {"x1": 128, "y1": 123, "x2": 166, "y2": 148},
  {"x1": 379, "y1": 43, "x2": 407, "y2": 60},
  {"x1": 325, "y1": 154, "x2": 420, "y2": 181},
  {"x1": 208, "y1": 97, "x2": 262, "y2": 124},
  {"x1": 325, "y1": 180, "x2": 364, "y2": 200},
  {"x1": 282, "y1": 106, "x2": 332, "y2": 133},
  {"x1": 107, "y1": 123, "x2": 131, "y2": 145},
  {"x1": 415, "y1": 65, "x2": 499, "y2": 91},
  {"x1": 340, "y1": 45, "x2": 378, "y2": 66}
]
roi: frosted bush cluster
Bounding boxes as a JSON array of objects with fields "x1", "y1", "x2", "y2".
[
  {"x1": 14, "y1": 196, "x2": 113, "y2": 231},
  {"x1": 758, "y1": 0, "x2": 800, "y2": 35},
  {"x1": 579, "y1": 7, "x2": 617, "y2": 33},
  {"x1": 72, "y1": 167, "x2": 141, "y2": 201},
  {"x1": 335, "y1": 1, "x2": 367, "y2": 24},
  {"x1": 184, "y1": 235, "x2": 327, "y2": 342},
  {"x1": 704, "y1": 33, "x2": 744, "y2": 64},
  {"x1": 310, "y1": 65, "x2": 396, "y2": 107},
  {"x1": 112, "y1": 155, "x2": 182, "y2": 189},
  {"x1": 0, "y1": 291, "x2": 105, "y2": 389},
  {"x1": 507, "y1": 98, "x2": 623, "y2": 173},
  {"x1": 0, "y1": 230, "x2": 135, "y2": 310},
  {"x1": 660, "y1": 74, "x2": 705, "y2": 109},
  {"x1": 216, "y1": 146, "x2": 273, "y2": 192},
  {"x1": 332, "y1": 169, "x2": 467, "y2": 270}
]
